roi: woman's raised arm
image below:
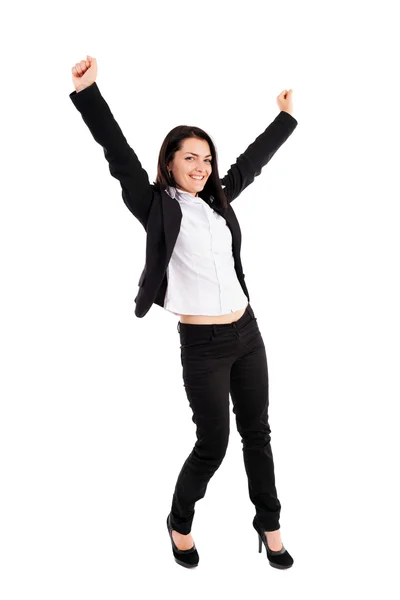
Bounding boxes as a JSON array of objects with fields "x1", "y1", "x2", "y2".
[
  {"x1": 70, "y1": 56, "x2": 153, "y2": 229},
  {"x1": 220, "y1": 89, "x2": 298, "y2": 203}
]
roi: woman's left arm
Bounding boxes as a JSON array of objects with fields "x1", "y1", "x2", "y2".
[{"x1": 220, "y1": 89, "x2": 298, "y2": 203}]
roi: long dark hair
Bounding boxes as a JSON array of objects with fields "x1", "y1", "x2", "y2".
[{"x1": 153, "y1": 125, "x2": 228, "y2": 213}]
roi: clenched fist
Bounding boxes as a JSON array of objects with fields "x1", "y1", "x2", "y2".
[
  {"x1": 71, "y1": 55, "x2": 98, "y2": 92},
  {"x1": 276, "y1": 89, "x2": 294, "y2": 115}
]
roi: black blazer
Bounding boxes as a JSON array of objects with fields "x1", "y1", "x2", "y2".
[{"x1": 69, "y1": 82, "x2": 298, "y2": 318}]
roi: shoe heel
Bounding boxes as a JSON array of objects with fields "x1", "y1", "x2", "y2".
[{"x1": 253, "y1": 517, "x2": 294, "y2": 569}]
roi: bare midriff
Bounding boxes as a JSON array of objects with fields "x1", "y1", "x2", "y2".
[{"x1": 179, "y1": 303, "x2": 248, "y2": 325}]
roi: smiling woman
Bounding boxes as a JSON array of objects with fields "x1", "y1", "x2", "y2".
[
  {"x1": 155, "y1": 124, "x2": 228, "y2": 211},
  {"x1": 167, "y1": 138, "x2": 212, "y2": 196},
  {"x1": 69, "y1": 55, "x2": 297, "y2": 570}
]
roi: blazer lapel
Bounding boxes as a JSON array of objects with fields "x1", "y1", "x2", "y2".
[{"x1": 160, "y1": 188, "x2": 182, "y2": 265}]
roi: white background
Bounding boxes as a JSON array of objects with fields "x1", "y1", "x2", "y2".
[{"x1": 1, "y1": 0, "x2": 399, "y2": 598}]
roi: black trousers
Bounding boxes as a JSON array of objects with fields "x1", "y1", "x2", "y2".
[{"x1": 170, "y1": 303, "x2": 281, "y2": 535}]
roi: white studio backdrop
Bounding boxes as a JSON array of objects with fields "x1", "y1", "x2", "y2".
[{"x1": 1, "y1": 0, "x2": 399, "y2": 598}]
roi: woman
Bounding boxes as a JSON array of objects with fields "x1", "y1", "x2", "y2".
[{"x1": 70, "y1": 56, "x2": 298, "y2": 570}]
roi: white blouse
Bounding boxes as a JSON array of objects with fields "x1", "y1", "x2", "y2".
[{"x1": 163, "y1": 186, "x2": 249, "y2": 316}]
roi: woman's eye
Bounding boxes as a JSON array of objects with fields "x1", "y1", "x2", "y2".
[{"x1": 185, "y1": 157, "x2": 211, "y2": 163}]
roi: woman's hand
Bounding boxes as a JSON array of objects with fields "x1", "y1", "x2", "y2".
[
  {"x1": 276, "y1": 89, "x2": 294, "y2": 115},
  {"x1": 71, "y1": 55, "x2": 98, "y2": 92}
]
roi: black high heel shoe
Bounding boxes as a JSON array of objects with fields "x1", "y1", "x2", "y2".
[
  {"x1": 252, "y1": 516, "x2": 294, "y2": 569},
  {"x1": 166, "y1": 514, "x2": 199, "y2": 568}
]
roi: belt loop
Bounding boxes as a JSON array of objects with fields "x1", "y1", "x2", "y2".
[{"x1": 177, "y1": 321, "x2": 181, "y2": 333}]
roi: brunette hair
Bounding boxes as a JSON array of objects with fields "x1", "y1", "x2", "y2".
[{"x1": 153, "y1": 125, "x2": 228, "y2": 213}]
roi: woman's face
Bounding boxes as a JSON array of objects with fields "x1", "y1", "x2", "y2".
[{"x1": 167, "y1": 137, "x2": 212, "y2": 197}]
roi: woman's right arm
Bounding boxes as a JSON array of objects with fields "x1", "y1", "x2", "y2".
[{"x1": 70, "y1": 58, "x2": 153, "y2": 229}]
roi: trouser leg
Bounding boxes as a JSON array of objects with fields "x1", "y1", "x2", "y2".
[
  {"x1": 230, "y1": 324, "x2": 281, "y2": 531},
  {"x1": 170, "y1": 333, "x2": 232, "y2": 535}
]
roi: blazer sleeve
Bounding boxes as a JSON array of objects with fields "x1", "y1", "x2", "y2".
[
  {"x1": 220, "y1": 111, "x2": 298, "y2": 203},
  {"x1": 69, "y1": 82, "x2": 153, "y2": 228}
]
